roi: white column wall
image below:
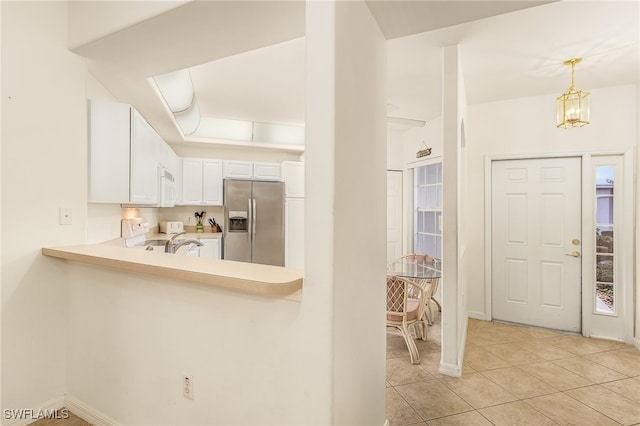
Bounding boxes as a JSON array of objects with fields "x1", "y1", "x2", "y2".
[
  {"x1": 1, "y1": 0, "x2": 87, "y2": 412},
  {"x1": 636, "y1": 79, "x2": 640, "y2": 349},
  {"x1": 387, "y1": 129, "x2": 404, "y2": 170},
  {"x1": 439, "y1": 45, "x2": 468, "y2": 376},
  {"x1": 332, "y1": 1, "x2": 387, "y2": 424}
]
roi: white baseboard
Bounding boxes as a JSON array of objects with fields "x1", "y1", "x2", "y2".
[
  {"x1": 64, "y1": 395, "x2": 120, "y2": 426},
  {"x1": 468, "y1": 311, "x2": 487, "y2": 320},
  {"x1": 438, "y1": 316, "x2": 469, "y2": 378},
  {"x1": 633, "y1": 337, "x2": 640, "y2": 350},
  {"x1": 439, "y1": 361, "x2": 462, "y2": 377},
  {"x1": 2, "y1": 396, "x2": 65, "y2": 426},
  {"x1": 458, "y1": 316, "x2": 469, "y2": 368}
]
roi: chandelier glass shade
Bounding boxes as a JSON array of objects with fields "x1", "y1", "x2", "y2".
[{"x1": 556, "y1": 58, "x2": 590, "y2": 129}]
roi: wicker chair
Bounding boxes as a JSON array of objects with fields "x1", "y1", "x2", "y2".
[
  {"x1": 386, "y1": 275, "x2": 427, "y2": 364},
  {"x1": 399, "y1": 253, "x2": 441, "y2": 325}
]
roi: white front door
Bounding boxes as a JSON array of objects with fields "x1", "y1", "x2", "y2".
[
  {"x1": 387, "y1": 170, "x2": 403, "y2": 263},
  {"x1": 491, "y1": 157, "x2": 582, "y2": 332}
]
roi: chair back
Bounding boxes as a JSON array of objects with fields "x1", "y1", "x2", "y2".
[
  {"x1": 401, "y1": 253, "x2": 435, "y2": 263},
  {"x1": 386, "y1": 275, "x2": 424, "y2": 324}
]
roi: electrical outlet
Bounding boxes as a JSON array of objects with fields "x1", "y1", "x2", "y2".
[
  {"x1": 183, "y1": 375, "x2": 194, "y2": 400},
  {"x1": 59, "y1": 208, "x2": 72, "y2": 225}
]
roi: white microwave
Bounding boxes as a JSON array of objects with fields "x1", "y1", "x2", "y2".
[{"x1": 158, "y1": 166, "x2": 176, "y2": 207}]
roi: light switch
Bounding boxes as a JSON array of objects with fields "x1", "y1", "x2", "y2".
[{"x1": 59, "y1": 208, "x2": 72, "y2": 225}]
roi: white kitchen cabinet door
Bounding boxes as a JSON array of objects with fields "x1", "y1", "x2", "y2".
[
  {"x1": 203, "y1": 160, "x2": 223, "y2": 205},
  {"x1": 89, "y1": 100, "x2": 176, "y2": 205},
  {"x1": 253, "y1": 162, "x2": 282, "y2": 181},
  {"x1": 285, "y1": 198, "x2": 304, "y2": 269},
  {"x1": 198, "y1": 239, "x2": 221, "y2": 259},
  {"x1": 224, "y1": 160, "x2": 253, "y2": 179},
  {"x1": 130, "y1": 109, "x2": 159, "y2": 204},
  {"x1": 88, "y1": 100, "x2": 130, "y2": 203},
  {"x1": 181, "y1": 158, "x2": 223, "y2": 206},
  {"x1": 181, "y1": 158, "x2": 204, "y2": 205},
  {"x1": 282, "y1": 161, "x2": 304, "y2": 197}
]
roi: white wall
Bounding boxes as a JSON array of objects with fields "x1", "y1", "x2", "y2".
[
  {"x1": 465, "y1": 85, "x2": 638, "y2": 322},
  {"x1": 402, "y1": 116, "x2": 444, "y2": 167},
  {"x1": 387, "y1": 128, "x2": 404, "y2": 170},
  {"x1": 637, "y1": 82, "x2": 640, "y2": 348},
  {"x1": 1, "y1": 0, "x2": 87, "y2": 412},
  {"x1": 2, "y1": 1, "x2": 394, "y2": 423},
  {"x1": 331, "y1": 1, "x2": 387, "y2": 423},
  {"x1": 439, "y1": 45, "x2": 467, "y2": 376},
  {"x1": 67, "y1": 1, "x2": 189, "y2": 50}
]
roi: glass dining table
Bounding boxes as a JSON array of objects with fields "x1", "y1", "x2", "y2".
[{"x1": 387, "y1": 258, "x2": 441, "y2": 280}]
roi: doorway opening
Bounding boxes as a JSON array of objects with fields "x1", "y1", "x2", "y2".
[{"x1": 486, "y1": 152, "x2": 634, "y2": 342}]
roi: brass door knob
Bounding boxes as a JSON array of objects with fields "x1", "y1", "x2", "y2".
[{"x1": 564, "y1": 251, "x2": 581, "y2": 258}]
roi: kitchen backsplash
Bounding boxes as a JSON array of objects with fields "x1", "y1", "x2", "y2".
[
  {"x1": 86, "y1": 205, "x2": 225, "y2": 244},
  {"x1": 158, "y1": 206, "x2": 224, "y2": 229}
]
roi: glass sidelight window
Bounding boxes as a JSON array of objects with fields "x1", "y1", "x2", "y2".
[
  {"x1": 415, "y1": 162, "x2": 442, "y2": 258},
  {"x1": 594, "y1": 166, "x2": 615, "y2": 315}
]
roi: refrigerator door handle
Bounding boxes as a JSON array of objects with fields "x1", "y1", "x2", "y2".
[
  {"x1": 248, "y1": 198, "x2": 253, "y2": 239},
  {"x1": 252, "y1": 198, "x2": 257, "y2": 244}
]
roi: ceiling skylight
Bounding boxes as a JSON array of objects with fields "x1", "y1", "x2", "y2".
[{"x1": 152, "y1": 68, "x2": 305, "y2": 147}]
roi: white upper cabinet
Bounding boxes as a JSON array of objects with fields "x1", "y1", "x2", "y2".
[
  {"x1": 254, "y1": 162, "x2": 282, "y2": 181},
  {"x1": 181, "y1": 158, "x2": 223, "y2": 206},
  {"x1": 159, "y1": 137, "x2": 180, "y2": 177},
  {"x1": 203, "y1": 160, "x2": 223, "y2": 205},
  {"x1": 130, "y1": 109, "x2": 160, "y2": 204},
  {"x1": 223, "y1": 160, "x2": 253, "y2": 179},
  {"x1": 181, "y1": 158, "x2": 204, "y2": 205},
  {"x1": 223, "y1": 160, "x2": 282, "y2": 181},
  {"x1": 88, "y1": 100, "x2": 130, "y2": 203},
  {"x1": 88, "y1": 100, "x2": 176, "y2": 205},
  {"x1": 282, "y1": 161, "x2": 304, "y2": 198}
]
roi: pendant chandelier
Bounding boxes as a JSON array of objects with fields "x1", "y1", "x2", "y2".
[{"x1": 556, "y1": 58, "x2": 590, "y2": 129}]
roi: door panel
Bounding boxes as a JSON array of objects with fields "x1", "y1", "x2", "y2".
[
  {"x1": 505, "y1": 258, "x2": 527, "y2": 303},
  {"x1": 386, "y1": 171, "x2": 403, "y2": 262},
  {"x1": 223, "y1": 180, "x2": 251, "y2": 263},
  {"x1": 252, "y1": 181, "x2": 284, "y2": 266},
  {"x1": 492, "y1": 157, "x2": 582, "y2": 332}
]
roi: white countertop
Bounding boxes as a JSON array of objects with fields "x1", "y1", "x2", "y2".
[
  {"x1": 146, "y1": 231, "x2": 223, "y2": 240},
  {"x1": 42, "y1": 240, "x2": 303, "y2": 299}
]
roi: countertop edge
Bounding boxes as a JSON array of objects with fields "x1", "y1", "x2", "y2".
[{"x1": 42, "y1": 245, "x2": 303, "y2": 299}]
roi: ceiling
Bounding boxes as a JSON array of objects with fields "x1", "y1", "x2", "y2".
[{"x1": 73, "y1": 0, "x2": 639, "y2": 147}]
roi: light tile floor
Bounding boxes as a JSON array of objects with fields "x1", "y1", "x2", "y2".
[{"x1": 387, "y1": 313, "x2": 640, "y2": 426}]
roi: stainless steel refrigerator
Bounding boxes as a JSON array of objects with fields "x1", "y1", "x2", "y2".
[{"x1": 223, "y1": 179, "x2": 285, "y2": 266}]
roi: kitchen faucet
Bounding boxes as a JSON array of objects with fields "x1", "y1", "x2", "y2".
[{"x1": 164, "y1": 231, "x2": 203, "y2": 254}]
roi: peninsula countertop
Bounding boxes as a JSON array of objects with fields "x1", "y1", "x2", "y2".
[{"x1": 42, "y1": 240, "x2": 303, "y2": 299}]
